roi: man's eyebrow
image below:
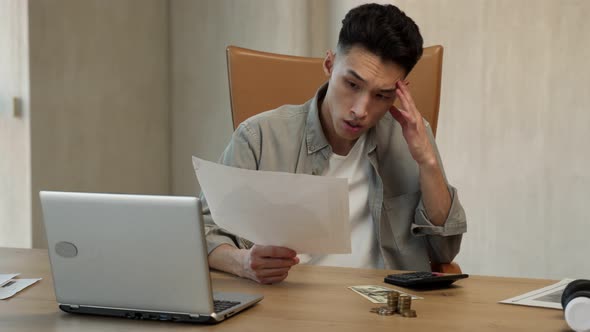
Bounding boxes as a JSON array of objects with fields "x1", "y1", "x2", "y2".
[
  {"x1": 378, "y1": 87, "x2": 396, "y2": 94},
  {"x1": 346, "y1": 69, "x2": 400, "y2": 94},
  {"x1": 346, "y1": 69, "x2": 366, "y2": 83},
  {"x1": 380, "y1": 76, "x2": 405, "y2": 93}
]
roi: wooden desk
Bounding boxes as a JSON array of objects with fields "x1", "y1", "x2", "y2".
[{"x1": 0, "y1": 248, "x2": 568, "y2": 331}]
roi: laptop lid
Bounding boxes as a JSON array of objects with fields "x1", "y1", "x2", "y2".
[{"x1": 40, "y1": 191, "x2": 216, "y2": 316}]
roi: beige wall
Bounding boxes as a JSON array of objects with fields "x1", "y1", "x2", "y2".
[
  {"x1": 28, "y1": 0, "x2": 171, "y2": 247},
  {"x1": 170, "y1": 0, "x2": 329, "y2": 196},
  {"x1": 0, "y1": 0, "x2": 31, "y2": 248}
]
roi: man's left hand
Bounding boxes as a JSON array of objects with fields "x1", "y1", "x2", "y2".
[{"x1": 389, "y1": 80, "x2": 437, "y2": 166}]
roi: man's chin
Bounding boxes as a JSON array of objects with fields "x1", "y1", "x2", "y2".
[{"x1": 337, "y1": 129, "x2": 363, "y2": 142}]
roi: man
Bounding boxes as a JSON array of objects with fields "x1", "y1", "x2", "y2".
[{"x1": 201, "y1": 3, "x2": 466, "y2": 284}]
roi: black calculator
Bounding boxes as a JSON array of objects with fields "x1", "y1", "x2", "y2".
[{"x1": 384, "y1": 271, "x2": 469, "y2": 289}]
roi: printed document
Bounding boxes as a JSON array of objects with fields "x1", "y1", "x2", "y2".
[
  {"x1": 499, "y1": 278, "x2": 574, "y2": 309},
  {"x1": 193, "y1": 157, "x2": 351, "y2": 254}
]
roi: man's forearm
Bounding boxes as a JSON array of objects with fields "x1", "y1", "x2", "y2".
[
  {"x1": 419, "y1": 158, "x2": 451, "y2": 226},
  {"x1": 208, "y1": 243, "x2": 245, "y2": 277}
]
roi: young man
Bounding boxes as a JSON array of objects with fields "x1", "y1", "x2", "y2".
[{"x1": 202, "y1": 3, "x2": 466, "y2": 284}]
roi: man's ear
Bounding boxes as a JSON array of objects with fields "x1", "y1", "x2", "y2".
[{"x1": 323, "y1": 50, "x2": 335, "y2": 77}]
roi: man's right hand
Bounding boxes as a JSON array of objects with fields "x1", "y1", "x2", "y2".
[
  {"x1": 238, "y1": 244, "x2": 300, "y2": 284},
  {"x1": 208, "y1": 243, "x2": 299, "y2": 284}
]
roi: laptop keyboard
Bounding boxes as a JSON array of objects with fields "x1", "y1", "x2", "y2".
[{"x1": 213, "y1": 300, "x2": 241, "y2": 313}]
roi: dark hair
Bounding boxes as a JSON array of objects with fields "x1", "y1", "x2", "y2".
[{"x1": 338, "y1": 3, "x2": 423, "y2": 74}]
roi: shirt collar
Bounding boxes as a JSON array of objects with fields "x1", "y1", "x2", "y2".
[{"x1": 305, "y1": 83, "x2": 331, "y2": 156}]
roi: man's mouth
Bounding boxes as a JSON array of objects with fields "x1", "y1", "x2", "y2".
[{"x1": 344, "y1": 120, "x2": 362, "y2": 132}]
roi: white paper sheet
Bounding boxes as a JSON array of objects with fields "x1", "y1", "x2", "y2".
[
  {"x1": 193, "y1": 156, "x2": 351, "y2": 254},
  {"x1": 499, "y1": 278, "x2": 574, "y2": 309},
  {"x1": 0, "y1": 278, "x2": 42, "y2": 300},
  {"x1": 0, "y1": 274, "x2": 19, "y2": 287}
]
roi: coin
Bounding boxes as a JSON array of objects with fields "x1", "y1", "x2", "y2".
[
  {"x1": 387, "y1": 291, "x2": 400, "y2": 299},
  {"x1": 387, "y1": 291, "x2": 400, "y2": 308},
  {"x1": 397, "y1": 295, "x2": 412, "y2": 313},
  {"x1": 378, "y1": 307, "x2": 395, "y2": 316},
  {"x1": 402, "y1": 309, "x2": 417, "y2": 318}
]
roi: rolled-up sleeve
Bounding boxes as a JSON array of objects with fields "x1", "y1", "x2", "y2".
[
  {"x1": 410, "y1": 185, "x2": 467, "y2": 263},
  {"x1": 411, "y1": 185, "x2": 467, "y2": 236}
]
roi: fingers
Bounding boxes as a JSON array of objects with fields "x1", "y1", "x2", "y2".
[
  {"x1": 259, "y1": 273, "x2": 289, "y2": 285},
  {"x1": 244, "y1": 263, "x2": 289, "y2": 283},
  {"x1": 250, "y1": 256, "x2": 299, "y2": 270},
  {"x1": 249, "y1": 245, "x2": 299, "y2": 269},
  {"x1": 395, "y1": 84, "x2": 418, "y2": 125},
  {"x1": 397, "y1": 80, "x2": 416, "y2": 106},
  {"x1": 389, "y1": 105, "x2": 407, "y2": 126},
  {"x1": 248, "y1": 257, "x2": 295, "y2": 284},
  {"x1": 243, "y1": 245, "x2": 299, "y2": 284},
  {"x1": 252, "y1": 245, "x2": 297, "y2": 259},
  {"x1": 254, "y1": 267, "x2": 291, "y2": 279},
  {"x1": 391, "y1": 95, "x2": 413, "y2": 123},
  {"x1": 395, "y1": 83, "x2": 411, "y2": 112}
]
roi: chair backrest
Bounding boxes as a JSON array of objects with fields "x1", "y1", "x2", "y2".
[{"x1": 226, "y1": 45, "x2": 443, "y2": 136}]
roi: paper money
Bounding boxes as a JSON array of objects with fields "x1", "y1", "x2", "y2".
[{"x1": 348, "y1": 285, "x2": 422, "y2": 303}]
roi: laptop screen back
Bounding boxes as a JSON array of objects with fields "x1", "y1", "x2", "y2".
[{"x1": 40, "y1": 191, "x2": 214, "y2": 315}]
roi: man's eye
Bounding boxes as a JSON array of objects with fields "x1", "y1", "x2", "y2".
[
  {"x1": 377, "y1": 94, "x2": 391, "y2": 100},
  {"x1": 347, "y1": 81, "x2": 358, "y2": 89}
]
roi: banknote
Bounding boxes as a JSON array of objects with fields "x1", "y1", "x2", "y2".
[{"x1": 348, "y1": 285, "x2": 423, "y2": 303}]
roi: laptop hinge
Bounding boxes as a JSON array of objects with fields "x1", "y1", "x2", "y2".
[
  {"x1": 69, "y1": 305, "x2": 80, "y2": 309},
  {"x1": 189, "y1": 314, "x2": 200, "y2": 319}
]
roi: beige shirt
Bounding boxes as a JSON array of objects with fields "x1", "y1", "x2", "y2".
[{"x1": 200, "y1": 83, "x2": 467, "y2": 271}]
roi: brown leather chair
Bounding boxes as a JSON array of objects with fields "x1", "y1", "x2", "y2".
[
  {"x1": 226, "y1": 45, "x2": 461, "y2": 274},
  {"x1": 226, "y1": 45, "x2": 443, "y2": 136}
]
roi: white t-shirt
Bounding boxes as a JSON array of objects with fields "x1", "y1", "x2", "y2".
[{"x1": 298, "y1": 135, "x2": 383, "y2": 269}]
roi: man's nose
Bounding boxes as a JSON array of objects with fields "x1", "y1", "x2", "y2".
[{"x1": 351, "y1": 94, "x2": 370, "y2": 119}]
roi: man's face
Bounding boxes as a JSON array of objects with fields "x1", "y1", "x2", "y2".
[{"x1": 321, "y1": 46, "x2": 406, "y2": 144}]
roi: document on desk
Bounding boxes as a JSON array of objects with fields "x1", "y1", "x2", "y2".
[
  {"x1": 192, "y1": 157, "x2": 351, "y2": 254},
  {"x1": 499, "y1": 278, "x2": 574, "y2": 309},
  {"x1": 0, "y1": 275, "x2": 42, "y2": 300},
  {"x1": 0, "y1": 274, "x2": 19, "y2": 287}
]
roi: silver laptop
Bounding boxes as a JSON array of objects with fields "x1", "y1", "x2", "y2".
[{"x1": 40, "y1": 191, "x2": 263, "y2": 323}]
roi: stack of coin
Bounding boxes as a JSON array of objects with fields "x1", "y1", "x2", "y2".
[
  {"x1": 387, "y1": 291, "x2": 400, "y2": 310},
  {"x1": 368, "y1": 291, "x2": 417, "y2": 318},
  {"x1": 397, "y1": 295, "x2": 417, "y2": 318},
  {"x1": 397, "y1": 295, "x2": 412, "y2": 313}
]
